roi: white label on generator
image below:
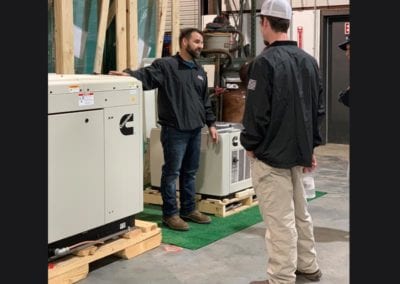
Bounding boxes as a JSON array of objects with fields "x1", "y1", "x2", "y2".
[
  {"x1": 129, "y1": 89, "x2": 138, "y2": 95},
  {"x1": 78, "y1": 92, "x2": 94, "y2": 106}
]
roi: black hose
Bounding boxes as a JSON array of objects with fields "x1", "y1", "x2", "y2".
[{"x1": 201, "y1": 48, "x2": 233, "y2": 69}]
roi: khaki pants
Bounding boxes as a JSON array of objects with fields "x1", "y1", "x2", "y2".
[{"x1": 251, "y1": 159, "x2": 319, "y2": 284}]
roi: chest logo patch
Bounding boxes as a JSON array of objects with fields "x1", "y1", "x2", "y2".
[{"x1": 248, "y1": 79, "x2": 257, "y2": 90}]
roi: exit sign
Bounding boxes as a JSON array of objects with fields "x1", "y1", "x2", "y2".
[{"x1": 344, "y1": 22, "x2": 350, "y2": 35}]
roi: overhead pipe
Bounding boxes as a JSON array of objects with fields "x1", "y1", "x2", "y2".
[
  {"x1": 215, "y1": 0, "x2": 221, "y2": 16},
  {"x1": 313, "y1": 0, "x2": 317, "y2": 58},
  {"x1": 251, "y1": 0, "x2": 256, "y2": 57}
]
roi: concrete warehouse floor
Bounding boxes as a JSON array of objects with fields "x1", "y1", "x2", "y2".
[{"x1": 80, "y1": 143, "x2": 349, "y2": 284}]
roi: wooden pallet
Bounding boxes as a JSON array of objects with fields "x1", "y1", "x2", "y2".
[
  {"x1": 143, "y1": 187, "x2": 166, "y2": 205},
  {"x1": 197, "y1": 187, "x2": 258, "y2": 217},
  {"x1": 143, "y1": 187, "x2": 257, "y2": 217},
  {"x1": 48, "y1": 220, "x2": 161, "y2": 284},
  {"x1": 143, "y1": 187, "x2": 201, "y2": 206}
]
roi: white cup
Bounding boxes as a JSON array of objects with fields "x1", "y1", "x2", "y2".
[{"x1": 303, "y1": 175, "x2": 316, "y2": 199}]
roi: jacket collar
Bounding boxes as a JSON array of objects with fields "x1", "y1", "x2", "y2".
[
  {"x1": 268, "y1": 40, "x2": 298, "y2": 47},
  {"x1": 175, "y1": 52, "x2": 199, "y2": 69}
]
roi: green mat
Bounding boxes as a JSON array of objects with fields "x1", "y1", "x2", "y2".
[{"x1": 136, "y1": 191, "x2": 327, "y2": 250}]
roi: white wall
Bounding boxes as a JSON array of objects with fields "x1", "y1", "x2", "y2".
[{"x1": 290, "y1": 9, "x2": 321, "y2": 64}]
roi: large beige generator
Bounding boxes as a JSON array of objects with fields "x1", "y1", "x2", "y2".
[{"x1": 48, "y1": 74, "x2": 143, "y2": 259}]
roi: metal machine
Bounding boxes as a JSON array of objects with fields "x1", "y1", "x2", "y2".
[
  {"x1": 149, "y1": 123, "x2": 252, "y2": 197},
  {"x1": 48, "y1": 74, "x2": 143, "y2": 259}
]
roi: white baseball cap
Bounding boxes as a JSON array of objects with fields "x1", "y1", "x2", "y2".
[{"x1": 258, "y1": 0, "x2": 292, "y2": 20}]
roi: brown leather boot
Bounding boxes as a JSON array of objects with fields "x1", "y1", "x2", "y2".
[
  {"x1": 162, "y1": 215, "x2": 189, "y2": 231},
  {"x1": 180, "y1": 210, "x2": 211, "y2": 224}
]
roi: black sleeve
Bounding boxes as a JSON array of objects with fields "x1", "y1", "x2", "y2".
[
  {"x1": 205, "y1": 94, "x2": 216, "y2": 127},
  {"x1": 338, "y1": 88, "x2": 350, "y2": 107},
  {"x1": 240, "y1": 57, "x2": 271, "y2": 151},
  {"x1": 203, "y1": 74, "x2": 216, "y2": 127},
  {"x1": 123, "y1": 59, "x2": 165, "y2": 90}
]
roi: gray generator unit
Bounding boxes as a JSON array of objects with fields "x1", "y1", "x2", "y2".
[
  {"x1": 48, "y1": 74, "x2": 143, "y2": 259},
  {"x1": 149, "y1": 123, "x2": 252, "y2": 197}
]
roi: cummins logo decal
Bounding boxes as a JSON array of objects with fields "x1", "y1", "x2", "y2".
[{"x1": 120, "y1": 113, "x2": 134, "y2": 135}]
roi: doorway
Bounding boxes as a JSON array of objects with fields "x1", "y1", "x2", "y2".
[{"x1": 320, "y1": 10, "x2": 350, "y2": 144}]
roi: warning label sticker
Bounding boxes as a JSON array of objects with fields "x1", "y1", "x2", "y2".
[{"x1": 78, "y1": 92, "x2": 94, "y2": 106}]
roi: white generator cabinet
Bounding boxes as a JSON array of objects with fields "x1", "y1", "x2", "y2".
[
  {"x1": 149, "y1": 124, "x2": 252, "y2": 197},
  {"x1": 48, "y1": 74, "x2": 143, "y2": 258}
]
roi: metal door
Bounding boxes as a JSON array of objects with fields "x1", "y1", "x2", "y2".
[
  {"x1": 321, "y1": 11, "x2": 350, "y2": 144},
  {"x1": 48, "y1": 110, "x2": 105, "y2": 243},
  {"x1": 104, "y1": 105, "x2": 143, "y2": 223}
]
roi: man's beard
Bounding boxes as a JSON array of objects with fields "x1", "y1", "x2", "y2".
[{"x1": 186, "y1": 45, "x2": 201, "y2": 59}]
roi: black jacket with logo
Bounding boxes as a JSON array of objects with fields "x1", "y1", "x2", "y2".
[
  {"x1": 240, "y1": 41, "x2": 326, "y2": 168},
  {"x1": 124, "y1": 53, "x2": 216, "y2": 130}
]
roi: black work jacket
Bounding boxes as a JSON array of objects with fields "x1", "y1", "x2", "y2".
[
  {"x1": 124, "y1": 53, "x2": 216, "y2": 130},
  {"x1": 240, "y1": 41, "x2": 326, "y2": 168}
]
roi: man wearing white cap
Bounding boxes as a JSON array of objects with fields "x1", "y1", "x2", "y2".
[{"x1": 240, "y1": 0, "x2": 325, "y2": 283}]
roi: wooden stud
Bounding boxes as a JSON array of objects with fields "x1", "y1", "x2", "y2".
[
  {"x1": 48, "y1": 264, "x2": 89, "y2": 284},
  {"x1": 54, "y1": 0, "x2": 74, "y2": 74},
  {"x1": 93, "y1": 0, "x2": 110, "y2": 73},
  {"x1": 171, "y1": 0, "x2": 180, "y2": 55},
  {"x1": 107, "y1": 0, "x2": 116, "y2": 28},
  {"x1": 126, "y1": 0, "x2": 138, "y2": 69},
  {"x1": 155, "y1": 0, "x2": 168, "y2": 58},
  {"x1": 115, "y1": 0, "x2": 127, "y2": 71},
  {"x1": 135, "y1": 219, "x2": 158, "y2": 233},
  {"x1": 116, "y1": 232, "x2": 162, "y2": 260}
]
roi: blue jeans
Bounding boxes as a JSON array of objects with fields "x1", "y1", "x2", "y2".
[{"x1": 160, "y1": 126, "x2": 201, "y2": 217}]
